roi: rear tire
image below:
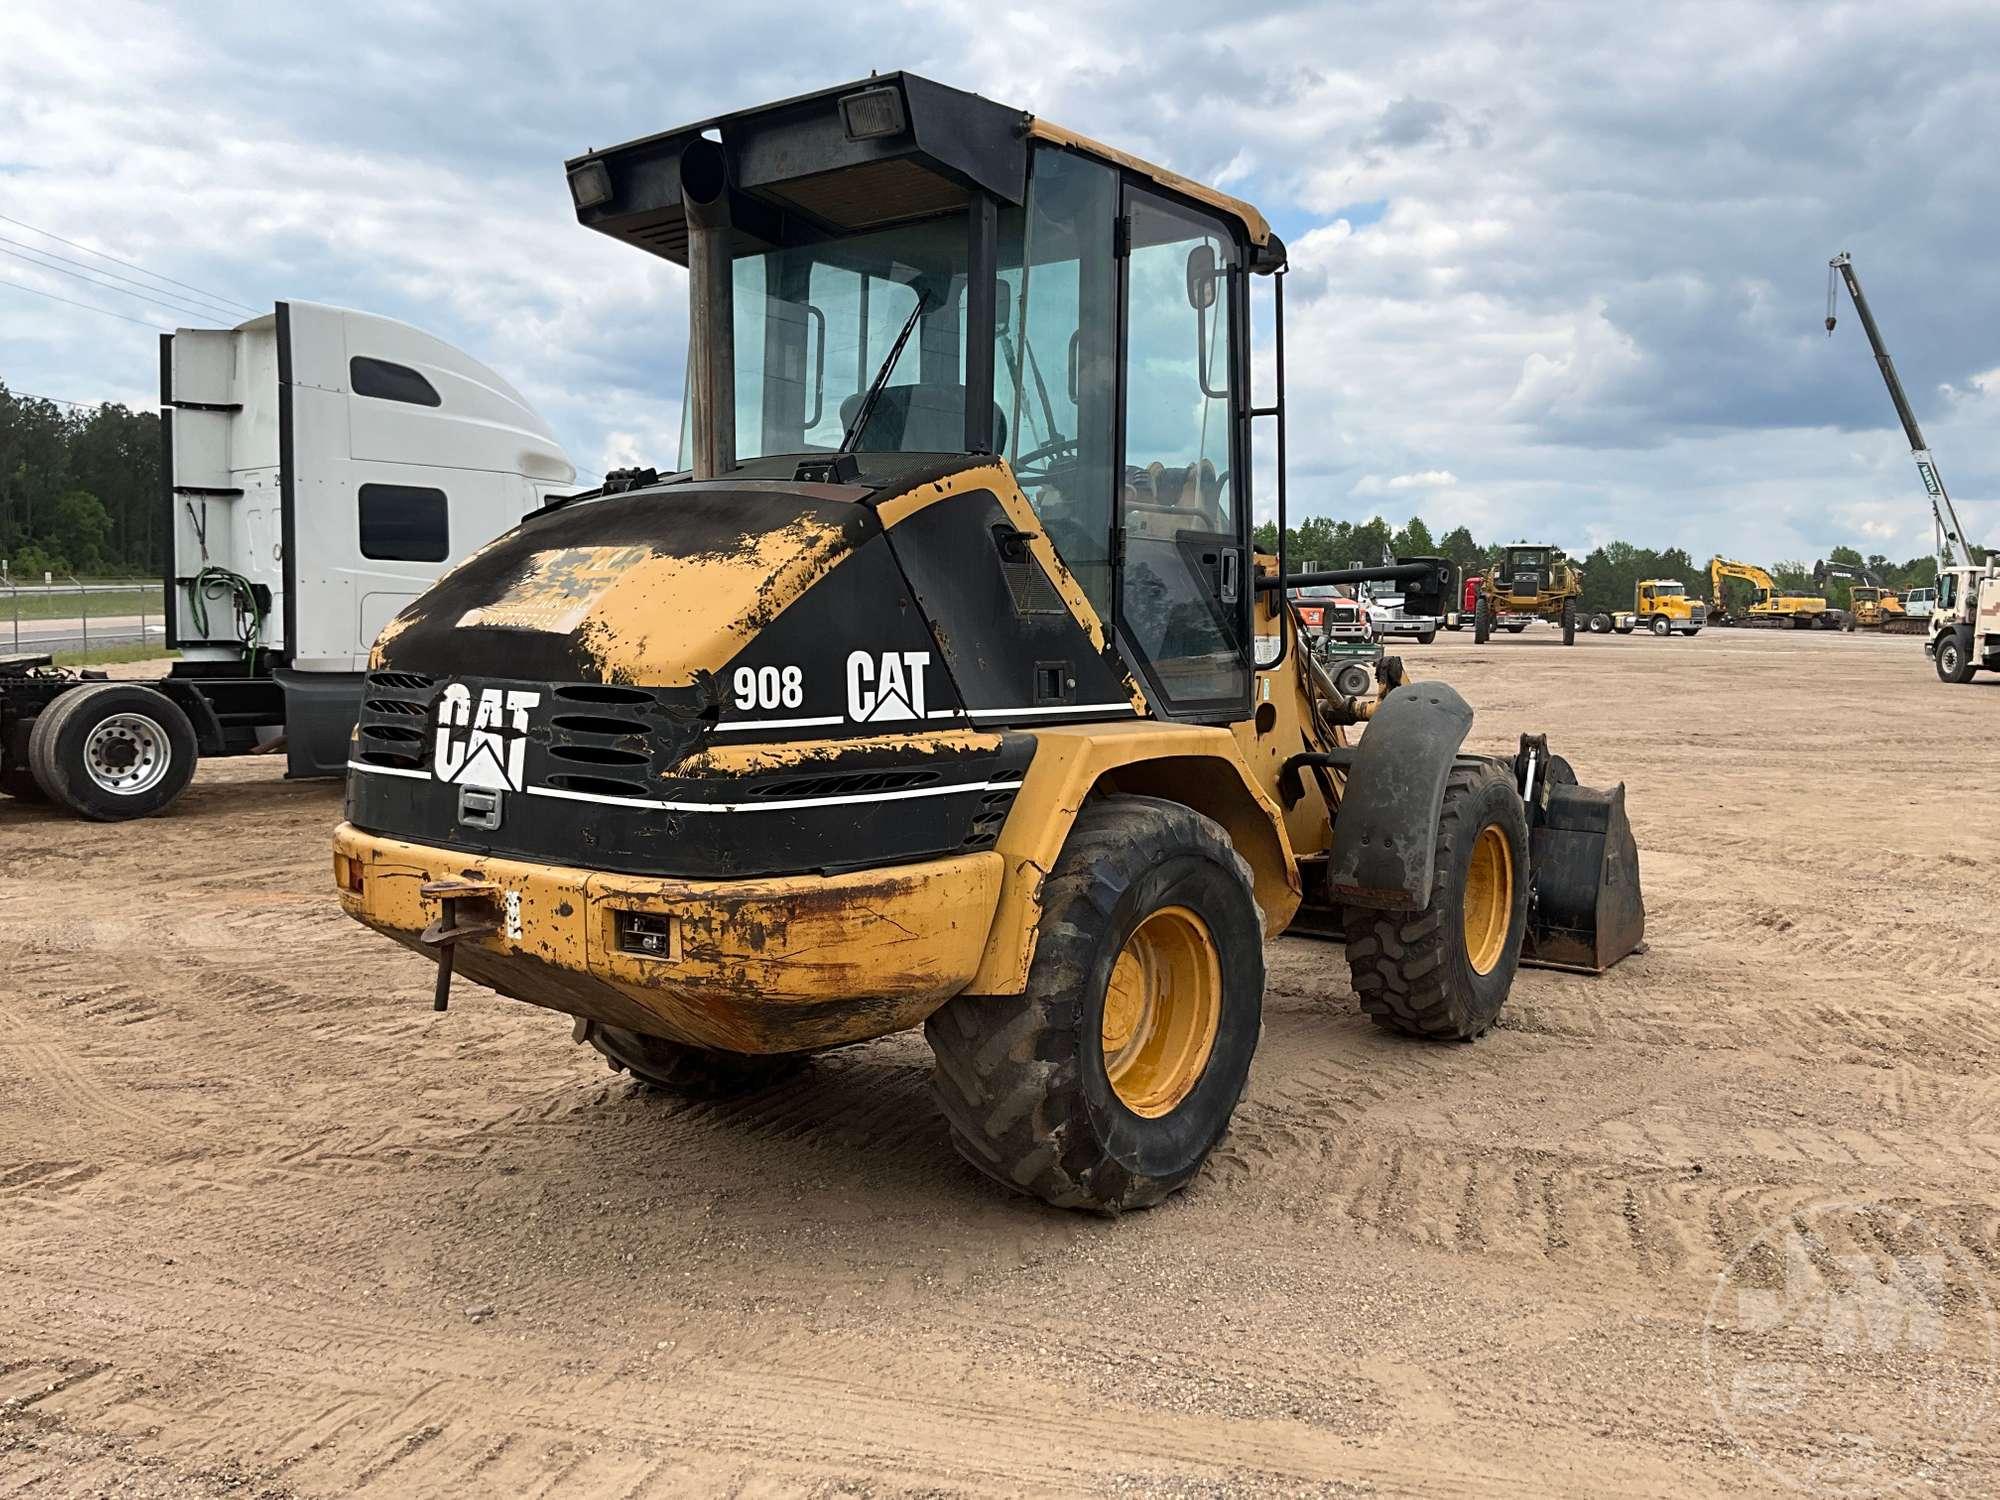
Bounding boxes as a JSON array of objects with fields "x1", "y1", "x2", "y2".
[
  {"x1": 27, "y1": 683, "x2": 198, "y2": 821},
  {"x1": 1936, "y1": 631, "x2": 1975, "y2": 684},
  {"x1": 1589, "y1": 612, "x2": 1613, "y2": 634},
  {"x1": 1416, "y1": 629, "x2": 1436, "y2": 646},
  {"x1": 1474, "y1": 597, "x2": 1492, "y2": 643},
  {"x1": 926, "y1": 795, "x2": 1264, "y2": 1214},
  {"x1": 584, "y1": 1022, "x2": 808, "y2": 1098},
  {"x1": 1344, "y1": 761, "x2": 1529, "y2": 1041},
  {"x1": 1561, "y1": 598, "x2": 1577, "y2": 645}
]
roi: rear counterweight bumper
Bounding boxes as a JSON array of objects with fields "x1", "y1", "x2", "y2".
[{"x1": 333, "y1": 824, "x2": 1003, "y2": 1053}]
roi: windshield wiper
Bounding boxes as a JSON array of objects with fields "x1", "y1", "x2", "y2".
[{"x1": 840, "y1": 289, "x2": 930, "y2": 456}]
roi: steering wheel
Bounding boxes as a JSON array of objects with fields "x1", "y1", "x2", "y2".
[{"x1": 1010, "y1": 435, "x2": 1081, "y2": 485}]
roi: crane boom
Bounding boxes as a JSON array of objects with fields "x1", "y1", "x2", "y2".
[{"x1": 1827, "y1": 252, "x2": 1973, "y2": 566}]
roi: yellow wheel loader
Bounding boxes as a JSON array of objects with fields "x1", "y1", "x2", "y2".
[
  {"x1": 1473, "y1": 544, "x2": 1585, "y2": 645},
  {"x1": 332, "y1": 75, "x2": 1645, "y2": 1213}
]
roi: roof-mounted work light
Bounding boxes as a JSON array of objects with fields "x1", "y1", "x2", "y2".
[
  {"x1": 839, "y1": 85, "x2": 907, "y2": 141},
  {"x1": 567, "y1": 159, "x2": 613, "y2": 210}
]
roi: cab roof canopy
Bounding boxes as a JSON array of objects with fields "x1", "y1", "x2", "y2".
[{"x1": 564, "y1": 71, "x2": 1279, "y2": 268}]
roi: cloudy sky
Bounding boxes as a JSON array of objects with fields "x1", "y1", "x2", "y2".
[{"x1": 3, "y1": 0, "x2": 1996, "y2": 563}]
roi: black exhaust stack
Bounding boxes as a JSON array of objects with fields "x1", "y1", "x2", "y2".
[{"x1": 681, "y1": 138, "x2": 736, "y2": 479}]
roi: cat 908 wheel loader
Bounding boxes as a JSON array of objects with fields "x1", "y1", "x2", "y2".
[{"x1": 332, "y1": 74, "x2": 1646, "y2": 1213}]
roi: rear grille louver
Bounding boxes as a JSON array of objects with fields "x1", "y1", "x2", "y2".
[{"x1": 355, "y1": 670, "x2": 436, "y2": 770}]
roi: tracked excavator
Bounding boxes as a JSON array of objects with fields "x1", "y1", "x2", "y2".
[
  {"x1": 1706, "y1": 558, "x2": 1838, "y2": 629},
  {"x1": 331, "y1": 74, "x2": 1647, "y2": 1213}
]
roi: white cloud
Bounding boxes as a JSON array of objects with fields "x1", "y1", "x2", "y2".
[{"x1": 1, "y1": 0, "x2": 1996, "y2": 566}]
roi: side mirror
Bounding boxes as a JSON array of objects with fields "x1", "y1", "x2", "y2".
[{"x1": 1185, "y1": 244, "x2": 1218, "y2": 310}]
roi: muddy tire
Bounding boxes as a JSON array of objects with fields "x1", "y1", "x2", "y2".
[
  {"x1": 28, "y1": 683, "x2": 198, "y2": 821},
  {"x1": 584, "y1": 1022, "x2": 807, "y2": 1098},
  {"x1": 1936, "y1": 630, "x2": 1975, "y2": 684},
  {"x1": 1473, "y1": 596, "x2": 1492, "y2": 644},
  {"x1": 1561, "y1": 598, "x2": 1577, "y2": 645},
  {"x1": 925, "y1": 795, "x2": 1263, "y2": 1214},
  {"x1": 1343, "y1": 761, "x2": 1529, "y2": 1041}
]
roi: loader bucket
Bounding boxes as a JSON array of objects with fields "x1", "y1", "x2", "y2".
[{"x1": 1521, "y1": 780, "x2": 1645, "y2": 973}]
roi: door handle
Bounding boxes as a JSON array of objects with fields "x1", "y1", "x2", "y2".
[{"x1": 1219, "y1": 548, "x2": 1240, "y2": 604}]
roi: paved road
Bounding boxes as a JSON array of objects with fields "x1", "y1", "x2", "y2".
[{"x1": 2, "y1": 614, "x2": 160, "y2": 655}]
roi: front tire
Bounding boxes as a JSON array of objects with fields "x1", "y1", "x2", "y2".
[
  {"x1": 1344, "y1": 761, "x2": 1530, "y2": 1041},
  {"x1": 1561, "y1": 598, "x2": 1577, "y2": 645},
  {"x1": 926, "y1": 796, "x2": 1264, "y2": 1214},
  {"x1": 1651, "y1": 615, "x2": 1672, "y2": 637},
  {"x1": 1505, "y1": 622, "x2": 1527, "y2": 633},
  {"x1": 1936, "y1": 631, "x2": 1975, "y2": 684},
  {"x1": 1416, "y1": 629, "x2": 1437, "y2": 646},
  {"x1": 1474, "y1": 597, "x2": 1492, "y2": 643},
  {"x1": 27, "y1": 683, "x2": 198, "y2": 821}
]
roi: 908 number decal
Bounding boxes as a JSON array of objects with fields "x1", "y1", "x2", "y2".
[{"x1": 733, "y1": 664, "x2": 804, "y2": 712}]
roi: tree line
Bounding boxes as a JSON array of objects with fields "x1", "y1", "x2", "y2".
[
  {"x1": 1251, "y1": 514, "x2": 1944, "y2": 613},
  {"x1": 0, "y1": 375, "x2": 1956, "y2": 605},
  {"x1": 0, "y1": 383, "x2": 162, "y2": 579}
]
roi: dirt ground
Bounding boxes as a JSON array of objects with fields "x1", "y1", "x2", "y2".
[{"x1": 4, "y1": 627, "x2": 1998, "y2": 1497}]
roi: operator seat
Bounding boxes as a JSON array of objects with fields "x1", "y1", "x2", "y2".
[{"x1": 838, "y1": 385, "x2": 1008, "y2": 454}]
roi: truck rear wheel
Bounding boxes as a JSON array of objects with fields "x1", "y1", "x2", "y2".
[
  {"x1": 1561, "y1": 598, "x2": 1577, "y2": 645},
  {"x1": 926, "y1": 795, "x2": 1263, "y2": 1214},
  {"x1": 1474, "y1": 597, "x2": 1492, "y2": 643},
  {"x1": 1343, "y1": 761, "x2": 1529, "y2": 1041},
  {"x1": 582, "y1": 1021, "x2": 807, "y2": 1097},
  {"x1": 1589, "y1": 612, "x2": 1613, "y2": 634},
  {"x1": 28, "y1": 683, "x2": 198, "y2": 821}
]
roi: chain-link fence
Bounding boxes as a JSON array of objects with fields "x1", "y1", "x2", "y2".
[{"x1": 1, "y1": 575, "x2": 167, "y2": 659}]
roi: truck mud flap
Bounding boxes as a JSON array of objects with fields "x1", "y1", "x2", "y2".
[{"x1": 1521, "y1": 778, "x2": 1645, "y2": 973}]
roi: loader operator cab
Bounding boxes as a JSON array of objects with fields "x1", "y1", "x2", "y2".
[{"x1": 590, "y1": 76, "x2": 1275, "y2": 722}]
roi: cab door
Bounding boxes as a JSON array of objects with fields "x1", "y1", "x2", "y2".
[{"x1": 1113, "y1": 186, "x2": 1251, "y2": 719}]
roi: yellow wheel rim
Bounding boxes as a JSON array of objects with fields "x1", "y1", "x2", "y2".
[
  {"x1": 1462, "y1": 824, "x2": 1514, "y2": 976},
  {"x1": 1101, "y1": 906, "x2": 1222, "y2": 1118}
]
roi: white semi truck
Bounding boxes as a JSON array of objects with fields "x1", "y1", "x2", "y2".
[{"x1": 0, "y1": 302, "x2": 574, "y2": 818}]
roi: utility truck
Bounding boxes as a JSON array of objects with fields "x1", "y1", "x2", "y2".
[
  {"x1": 332, "y1": 73, "x2": 1646, "y2": 1214},
  {"x1": 0, "y1": 304, "x2": 574, "y2": 817},
  {"x1": 1827, "y1": 253, "x2": 1995, "y2": 683}
]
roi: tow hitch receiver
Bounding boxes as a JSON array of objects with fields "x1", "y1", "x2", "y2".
[
  {"x1": 419, "y1": 879, "x2": 502, "y2": 1011},
  {"x1": 1513, "y1": 735, "x2": 1646, "y2": 972}
]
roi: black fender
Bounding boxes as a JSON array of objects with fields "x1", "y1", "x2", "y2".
[{"x1": 1327, "y1": 682, "x2": 1475, "y2": 911}]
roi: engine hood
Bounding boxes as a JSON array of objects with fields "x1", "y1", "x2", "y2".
[{"x1": 372, "y1": 478, "x2": 876, "y2": 685}]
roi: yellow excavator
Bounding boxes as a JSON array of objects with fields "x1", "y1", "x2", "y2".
[
  {"x1": 1707, "y1": 558, "x2": 1838, "y2": 629},
  {"x1": 329, "y1": 73, "x2": 1648, "y2": 1215}
]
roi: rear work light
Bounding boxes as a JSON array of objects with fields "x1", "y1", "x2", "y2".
[
  {"x1": 839, "y1": 85, "x2": 906, "y2": 141},
  {"x1": 334, "y1": 853, "x2": 364, "y2": 895},
  {"x1": 567, "y1": 159, "x2": 612, "y2": 210}
]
